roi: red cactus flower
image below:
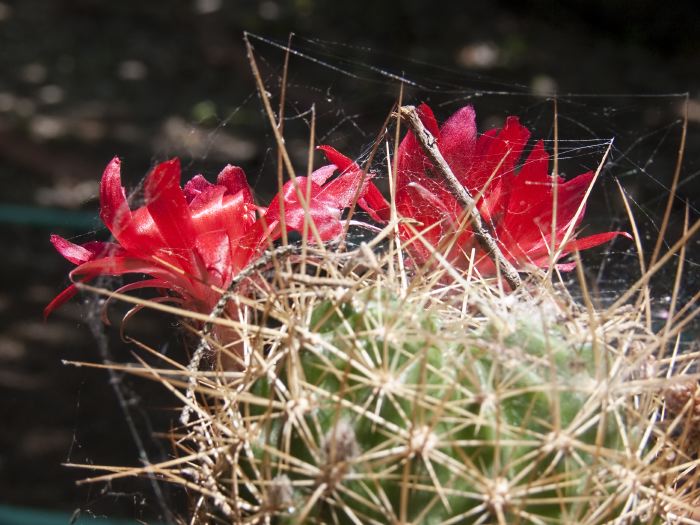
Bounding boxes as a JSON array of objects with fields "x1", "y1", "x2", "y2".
[
  {"x1": 46, "y1": 155, "x2": 374, "y2": 318},
  {"x1": 388, "y1": 103, "x2": 629, "y2": 273}
]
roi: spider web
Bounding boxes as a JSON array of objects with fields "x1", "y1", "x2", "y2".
[
  {"x1": 76, "y1": 32, "x2": 699, "y2": 523},
  {"x1": 208, "y1": 33, "x2": 698, "y2": 309}
]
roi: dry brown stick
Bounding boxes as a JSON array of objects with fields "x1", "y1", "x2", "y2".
[{"x1": 397, "y1": 105, "x2": 522, "y2": 289}]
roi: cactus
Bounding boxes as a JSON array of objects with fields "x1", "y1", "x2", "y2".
[{"x1": 160, "y1": 244, "x2": 696, "y2": 525}]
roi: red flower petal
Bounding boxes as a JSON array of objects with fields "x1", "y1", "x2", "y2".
[
  {"x1": 265, "y1": 177, "x2": 322, "y2": 222},
  {"x1": 286, "y1": 196, "x2": 344, "y2": 239},
  {"x1": 262, "y1": 164, "x2": 371, "y2": 242},
  {"x1": 504, "y1": 141, "x2": 551, "y2": 217},
  {"x1": 49, "y1": 157, "x2": 266, "y2": 316},
  {"x1": 43, "y1": 283, "x2": 80, "y2": 319},
  {"x1": 99, "y1": 157, "x2": 132, "y2": 236},
  {"x1": 497, "y1": 143, "x2": 597, "y2": 260},
  {"x1": 439, "y1": 105, "x2": 477, "y2": 180},
  {"x1": 553, "y1": 171, "x2": 595, "y2": 231},
  {"x1": 310, "y1": 164, "x2": 338, "y2": 186},
  {"x1": 397, "y1": 103, "x2": 439, "y2": 187},
  {"x1": 359, "y1": 182, "x2": 390, "y2": 222},
  {"x1": 183, "y1": 174, "x2": 215, "y2": 203},
  {"x1": 470, "y1": 117, "x2": 531, "y2": 222},
  {"x1": 123, "y1": 207, "x2": 163, "y2": 250},
  {"x1": 144, "y1": 158, "x2": 197, "y2": 251},
  {"x1": 70, "y1": 256, "x2": 187, "y2": 285},
  {"x1": 318, "y1": 145, "x2": 391, "y2": 221},
  {"x1": 222, "y1": 193, "x2": 257, "y2": 250},
  {"x1": 217, "y1": 165, "x2": 249, "y2": 196},
  {"x1": 195, "y1": 230, "x2": 231, "y2": 285},
  {"x1": 397, "y1": 177, "x2": 473, "y2": 264},
  {"x1": 112, "y1": 278, "x2": 172, "y2": 294},
  {"x1": 317, "y1": 169, "x2": 367, "y2": 209},
  {"x1": 98, "y1": 157, "x2": 165, "y2": 254},
  {"x1": 189, "y1": 185, "x2": 228, "y2": 233},
  {"x1": 526, "y1": 231, "x2": 632, "y2": 270},
  {"x1": 392, "y1": 103, "x2": 631, "y2": 274},
  {"x1": 50, "y1": 234, "x2": 94, "y2": 265},
  {"x1": 317, "y1": 145, "x2": 356, "y2": 173},
  {"x1": 563, "y1": 231, "x2": 633, "y2": 253}
]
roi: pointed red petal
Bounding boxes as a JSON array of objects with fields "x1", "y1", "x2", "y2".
[
  {"x1": 318, "y1": 145, "x2": 391, "y2": 221},
  {"x1": 554, "y1": 171, "x2": 595, "y2": 230},
  {"x1": 216, "y1": 165, "x2": 249, "y2": 196},
  {"x1": 467, "y1": 117, "x2": 531, "y2": 198},
  {"x1": 554, "y1": 261, "x2": 578, "y2": 272},
  {"x1": 317, "y1": 168, "x2": 368, "y2": 208},
  {"x1": 221, "y1": 192, "x2": 257, "y2": 245},
  {"x1": 563, "y1": 231, "x2": 632, "y2": 252},
  {"x1": 498, "y1": 143, "x2": 595, "y2": 253},
  {"x1": 264, "y1": 172, "x2": 360, "y2": 241},
  {"x1": 81, "y1": 241, "x2": 124, "y2": 258},
  {"x1": 189, "y1": 185, "x2": 227, "y2": 234},
  {"x1": 119, "y1": 207, "x2": 164, "y2": 252},
  {"x1": 183, "y1": 174, "x2": 215, "y2": 203},
  {"x1": 474, "y1": 128, "x2": 498, "y2": 157},
  {"x1": 405, "y1": 182, "x2": 453, "y2": 216},
  {"x1": 397, "y1": 177, "x2": 468, "y2": 261},
  {"x1": 416, "y1": 103, "x2": 439, "y2": 137},
  {"x1": 98, "y1": 157, "x2": 164, "y2": 254},
  {"x1": 288, "y1": 195, "x2": 342, "y2": 239},
  {"x1": 44, "y1": 284, "x2": 80, "y2": 319},
  {"x1": 310, "y1": 164, "x2": 338, "y2": 186},
  {"x1": 523, "y1": 254, "x2": 576, "y2": 272},
  {"x1": 70, "y1": 256, "x2": 175, "y2": 280},
  {"x1": 359, "y1": 182, "x2": 390, "y2": 222},
  {"x1": 524, "y1": 231, "x2": 632, "y2": 271},
  {"x1": 144, "y1": 158, "x2": 197, "y2": 250},
  {"x1": 113, "y1": 279, "x2": 172, "y2": 294},
  {"x1": 505, "y1": 141, "x2": 551, "y2": 217},
  {"x1": 290, "y1": 200, "x2": 344, "y2": 239},
  {"x1": 232, "y1": 220, "x2": 268, "y2": 269},
  {"x1": 189, "y1": 181, "x2": 257, "y2": 278},
  {"x1": 439, "y1": 105, "x2": 477, "y2": 179},
  {"x1": 397, "y1": 103, "x2": 439, "y2": 187},
  {"x1": 99, "y1": 157, "x2": 132, "y2": 236},
  {"x1": 396, "y1": 193, "x2": 444, "y2": 263},
  {"x1": 195, "y1": 230, "x2": 231, "y2": 286},
  {"x1": 50, "y1": 234, "x2": 94, "y2": 265},
  {"x1": 264, "y1": 177, "x2": 321, "y2": 224},
  {"x1": 317, "y1": 145, "x2": 356, "y2": 173}
]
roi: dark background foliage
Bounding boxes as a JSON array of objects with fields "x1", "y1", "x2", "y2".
[{"x1": 0, "y1": 0, "x2": 697, "y2": 521}]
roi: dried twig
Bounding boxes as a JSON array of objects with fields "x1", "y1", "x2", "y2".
[{"x1": 397, "y1": 105, "x2": 522, "y2": 289}]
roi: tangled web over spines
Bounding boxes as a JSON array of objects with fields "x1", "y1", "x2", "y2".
[
  {"x1": 137, "y1": 235, "x2": 700, "y2": 525},
  {"x1": 241, "y1": 35, "x2": 697, "y2": 324},
  {"x1": 69, "y1": 33, "x2": 699, "y2": 522}
]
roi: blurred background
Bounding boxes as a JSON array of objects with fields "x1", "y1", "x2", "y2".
[{"x1": 1, "y1": 0, "x2": 698, "y2": 522}]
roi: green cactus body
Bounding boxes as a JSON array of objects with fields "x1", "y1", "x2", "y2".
[{"x1": 230, "y1": 284, "x2": 645, "y2": 524}]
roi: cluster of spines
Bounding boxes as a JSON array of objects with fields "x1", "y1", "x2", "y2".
[{"x1": 168, "y1": 253, "x2": 697, "y2": 525}]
